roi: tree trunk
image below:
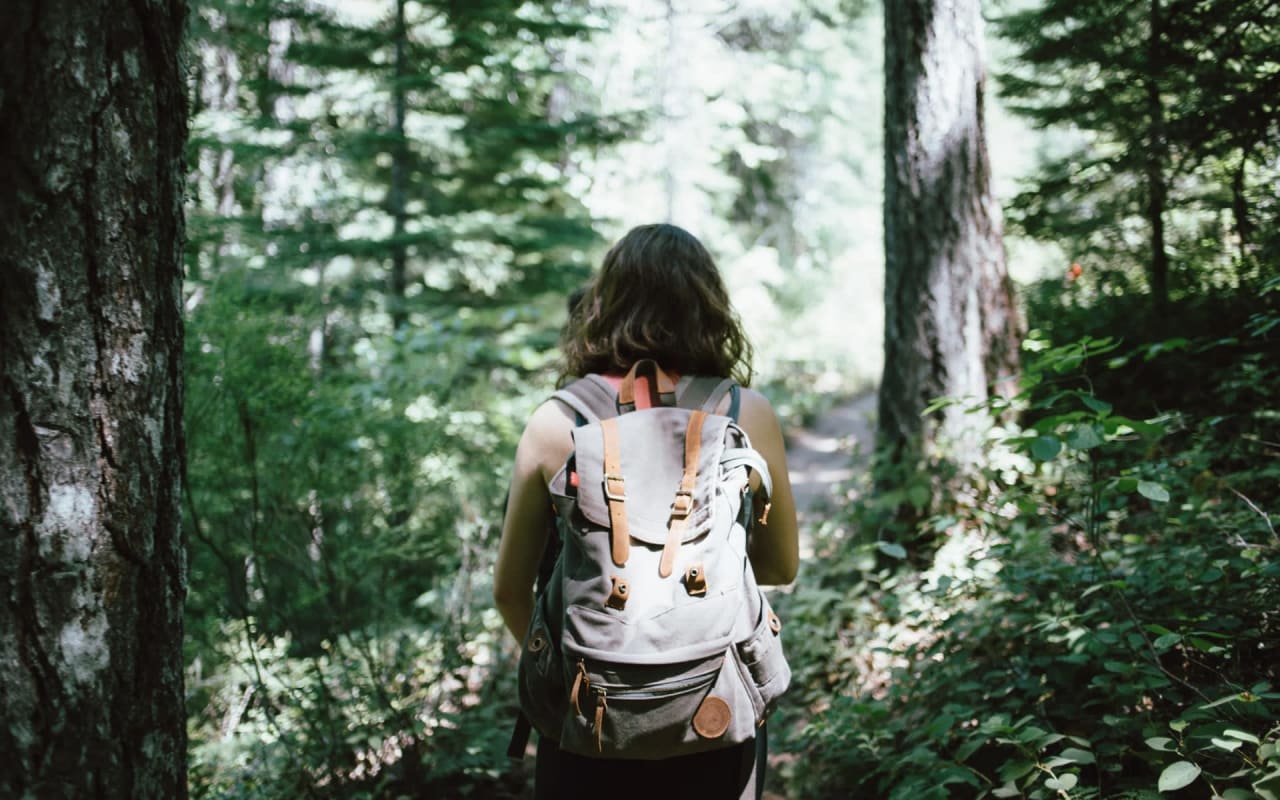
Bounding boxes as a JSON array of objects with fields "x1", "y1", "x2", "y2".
[
  {"x1": 1145, "y1": 0, "x2": 1170, "y2": 309},
  {"x1": 0, "y1": 1, "x2": 188, "y2": 796},
  {"x1": 388, "y1": 0, "x2": 410, "y2": 332},
  {"x1": 879, "y1": 0, "x2": 1021, "y2": 475}
]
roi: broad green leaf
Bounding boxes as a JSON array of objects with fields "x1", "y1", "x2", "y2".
[
  {"x1": 1158, "y1": 761, "x2": 1201, "y2": 792},
  {"x1": 1146, "y1": 737, "x2": 1176, "y2": 752},
  {"x1": 1222, "y1": 789, "x2": 1256, "y2": 800},
  {"x1": 1111, "y1": 477, "x2": 1138, "y2": 492},
  {"x1": 1211, "y1": 737, "x2": 1243, "y2": 751},
  {"x1": 1138, "y1": 481, "x2": 1170, "y2": 502},
  {"x1": 1059, "y1": 747, "x2": 1096, "y2": 764},
  {"x1": 999, "y1": 759, "x2": 1037, "y2": 783},
  {"x1": 1067, "y1": 424, "x2": 1104, "y2": 449},
  {"x1": 876, "y1": 541, "x2": 907, "y2": 560},
  {"x1": 1223, "y1": 729, "x2": 1260, "y2": 744},
  {"x1": 1153, "y1": 633, "x2": 1182, "y2": 650},
  {"x1": 992, "y1": 781, "x2": 1021, "y2": 798},
  {"x1": 1081, "y1": 395, "x2": 1112, "y2": 415},
  {"x1": 907, "y1": 485, "x2": 931, "y2": 510},
  {"x1": 1019, "y1": 725, "x2": 1049, "y2": 744},
  {"x1": 955, "y1": 737, "x2": 985, "y2": 763},
  {"x1": 1046, "y1": 773, "x2": 1079, "y2": 791},
  {"x1": 1031, "y1": 435, "x2": 1062, "y2": 461}
]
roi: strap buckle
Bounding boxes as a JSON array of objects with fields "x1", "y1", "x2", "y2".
[
  {"x1": 671, "y1": 489, "x2": 694, "y2": 518},
  {"x1": 604, "y1": 473, "x2": 627, "y2": 502}
]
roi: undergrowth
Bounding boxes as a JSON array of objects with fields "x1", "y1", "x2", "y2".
[{"x1": 775, "y1": 286, "x2": 1280, "y2": 799}]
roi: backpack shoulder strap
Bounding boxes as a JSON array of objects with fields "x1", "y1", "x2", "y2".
[
  {"x1": 678, "y1": 376, "x2": 729, "y2": 411},
  {"x1": 551, "y1": 375, "x2": 619, "y2": 423},
  {"x1": 677, "y1": 376, "x2": 740, "y2": 421}
]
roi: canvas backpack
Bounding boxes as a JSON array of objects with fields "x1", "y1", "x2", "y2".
[{"x1": 514, "y1": 359, "x2": 791, "y2": 760}]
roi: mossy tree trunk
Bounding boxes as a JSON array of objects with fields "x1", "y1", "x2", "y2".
[
  {"x1": 878, "y1": 0, "x2": 1022, "y2": 486},
  {"x1": 0, "y1": 0, "x2": 188, "y2": 796}
]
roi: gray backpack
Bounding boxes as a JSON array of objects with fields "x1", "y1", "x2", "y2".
[{"x1": 516, "y1": 360, "x2": 790, "y2": 759}]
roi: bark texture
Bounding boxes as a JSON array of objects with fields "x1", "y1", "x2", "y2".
[
  {"x1": 879, "y1": 0, "x2": 1021, "y2": 469},
  {"x1": 0, "y1": 0, "x2": 188, "y2": 796}
]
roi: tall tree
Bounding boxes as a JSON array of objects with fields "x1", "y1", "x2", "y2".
[
  {"x1": 879, "y1": 0, "x2": 1021, "y2": 483},
  {"x1": 0, "y1": 0, "x2": 188, "y2": 796},
  {"x1": 996, "y1": 0, "x2": 1280, "y2": 298}
]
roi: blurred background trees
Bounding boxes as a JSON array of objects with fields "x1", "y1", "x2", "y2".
[{"x1": 171, "y1": 0, "x2": 1277, "y2": 797}]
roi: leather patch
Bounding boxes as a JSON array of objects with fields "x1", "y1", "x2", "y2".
[
  {"x1": 685, "y1": 562, "x2": 707, "y2": 596},
  {"x1": 607, "y1": 576, "x2": 630, "y2": 610},
  {"x1": 692, "y1": 696, "x2": 731, "y2": 739}
]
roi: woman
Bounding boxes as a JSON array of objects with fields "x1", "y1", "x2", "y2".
[{"x1": 494, "y1": 223, "x2": 799, "y2": 800}]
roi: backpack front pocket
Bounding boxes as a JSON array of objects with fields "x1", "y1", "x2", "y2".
[{"x1": 561, "y1": 652, "x2": 761, "y2": 759}]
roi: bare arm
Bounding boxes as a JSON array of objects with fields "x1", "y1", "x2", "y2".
[
  {"x1": 493, "y1": 401, "x2": 573, "y2": 643},
  {"x1": 736, "y1": 388, "x2": 800, "y2": 585}
]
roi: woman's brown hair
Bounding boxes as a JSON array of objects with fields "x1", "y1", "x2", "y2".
[{"x1": 561, "y1": 224, "x2": 753, "y2": 385}]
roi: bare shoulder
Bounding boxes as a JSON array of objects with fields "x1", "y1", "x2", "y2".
[
  {"x1": 734, "y1": 387, "x2": 784, "y2": 440},
  {"x1": 520, "y1": 397, "x2": 576, "y2": 483}
]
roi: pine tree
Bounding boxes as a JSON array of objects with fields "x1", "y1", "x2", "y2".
[{"x1": 995, "y1": 0, "x2": 1280, "y2": 302}]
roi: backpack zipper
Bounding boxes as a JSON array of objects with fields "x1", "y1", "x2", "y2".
[{"x1": 590, "y1": 666, "x2": 719, "y2": 701}]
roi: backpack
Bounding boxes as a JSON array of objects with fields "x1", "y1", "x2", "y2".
[{"x1": 514, "y1": 359, "x2": 791, "y2": 759}]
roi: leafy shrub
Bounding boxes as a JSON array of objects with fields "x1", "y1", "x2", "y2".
[{"x1": 776, "y1": 308, "x2": 1280, "y2": 799}]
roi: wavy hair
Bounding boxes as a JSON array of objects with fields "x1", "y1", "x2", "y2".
[{"x1": 561, "y1": 224, "x2": 753, "y2": 385}]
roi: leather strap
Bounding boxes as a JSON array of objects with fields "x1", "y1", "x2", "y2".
[
  {"x1": 600, "y1": 417, "x2": 629, "y2": 567},
  {"x1": 659, "y1": 410, "x2": 706, "y2": 578},
  {"x1": 594, "y1": 692, "x2": 607, "y2": 752},
  {"x1": 618, "y1": 359, "x2": 677, "y2": 412}
]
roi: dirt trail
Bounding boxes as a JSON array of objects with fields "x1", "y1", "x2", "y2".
[
  {"x1": 759, "y1": 391, "x2": 877, "y2": 800},
  {"x1": 782, "y1": 391, "x2": 877, "y2": 557}
]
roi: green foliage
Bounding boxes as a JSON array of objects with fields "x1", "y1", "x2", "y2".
[
  {"x1": 775, "y1": 301, "x2": 1280, "y2": 799},
  {"x1": 993, "y1": 0, "x2": 1280, "y2": 301},
  {"x1": 183, "y1": 270, "x2": 549, "y2": 797},
  {"x1": 182, "y1": 1, "x2": 614, "y2": 794}
]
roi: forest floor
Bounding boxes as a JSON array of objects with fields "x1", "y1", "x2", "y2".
[{"x1": 784, "y1": 391, "x2": 878, "y2": 558}]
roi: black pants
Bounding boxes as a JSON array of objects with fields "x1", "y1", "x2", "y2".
[{"x1": 533, "y1": 728, "x2": 767, "y2": 800}]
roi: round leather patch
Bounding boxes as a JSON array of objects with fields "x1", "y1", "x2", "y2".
[{"x1": 692, "y1": 696, "x2": 732, "y2": 739}]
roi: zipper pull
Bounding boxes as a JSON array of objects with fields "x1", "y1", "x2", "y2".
[
  {"x1": 758, "y1": 502, "x2": 772, "y2": 526},
  {"x1": 570, "y1": 660, "x2": 589, "y2": 718},
  {"x1": 594, "y1": 689, "x2": 607, "y2": 753}
]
